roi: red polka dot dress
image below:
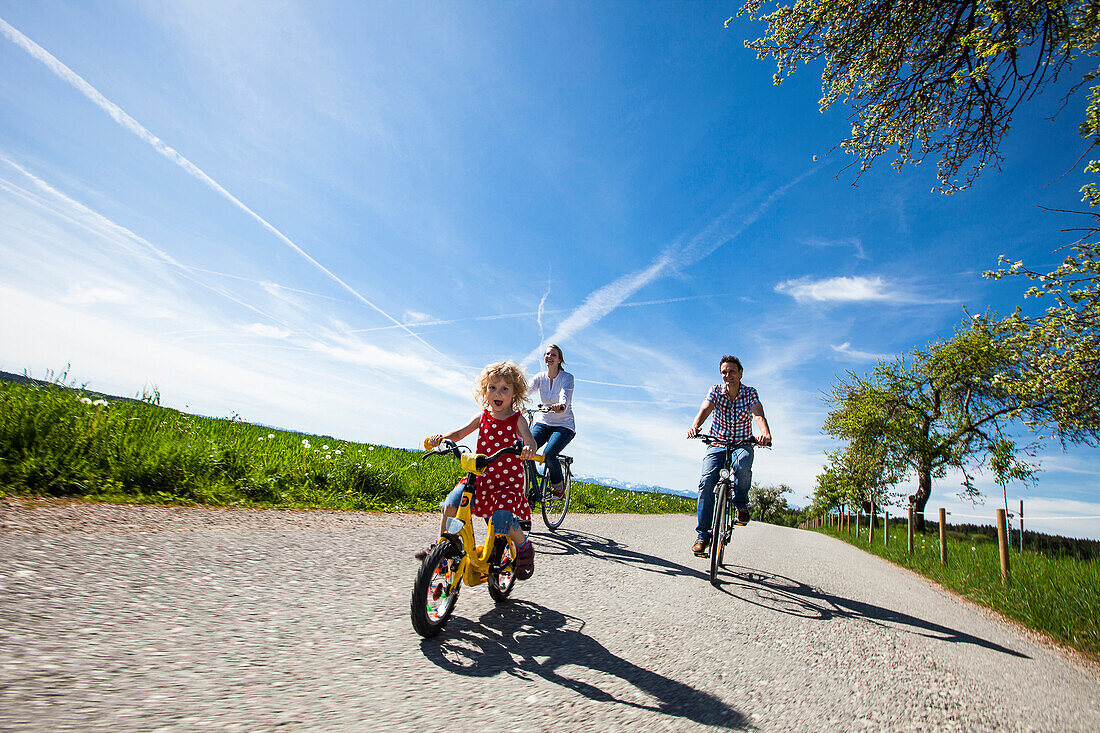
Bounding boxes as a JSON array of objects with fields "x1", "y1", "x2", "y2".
[{"x1": 472, "y1": 410, "x2": 531, "y2": 523}]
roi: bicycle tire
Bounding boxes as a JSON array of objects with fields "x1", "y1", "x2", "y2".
[
  {"x1": 717, "y1": 488, "x2": 732, "y2": 568},
  {"x1": 410, "y1": 541, "x2": 462, "y2": 638},
  {"x1": 541, "y1": 461, "x2": 571, "y2": 531},
  {"x1": 487, "y1": 536, "x2": 516, "y2": 602},
  {"x1": 709, "y1": 482, "x2": 727, "y2": 586}
]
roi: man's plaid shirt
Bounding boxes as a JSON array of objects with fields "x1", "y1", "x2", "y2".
[{"x1": 705, "y1": 383, "x2": 759, "y2": 443}]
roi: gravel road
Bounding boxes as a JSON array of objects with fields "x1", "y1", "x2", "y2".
[{"x1": 1, "y1": 500, "x2": 1097, "y2": 732}]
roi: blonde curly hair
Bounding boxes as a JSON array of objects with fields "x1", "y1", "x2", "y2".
[{"x1": 474, "y1": 360, "x2": 528, "y2": 413}]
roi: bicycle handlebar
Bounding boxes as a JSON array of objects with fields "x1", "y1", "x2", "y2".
[
  {"x1": 421, "y1": 438, "x2": 543, "y2": 475},
  {"x1": 691, "y1": 434, "x2": 771, "y2": 449}
]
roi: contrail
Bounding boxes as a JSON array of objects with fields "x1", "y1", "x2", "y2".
[
  {"x1": 0, "y1": 155, "x2": 305, "y2": 339},
  {"x1": 0, "y1": 15, "x2": 451, "y2": 363},
  {"x1": 521, "y1": 168, "x2": 818, "y2": 366},
  {"x1": 347, "y1": 292, "x2": 737, "y2": 334},
  {"x1": 537, "y1": 269, "x2": 551, "y2": 343}
]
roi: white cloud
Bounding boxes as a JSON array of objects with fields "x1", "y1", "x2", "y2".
[
  {"x1": 63, "y1": 285, "x2": 129, "y2": 306},
  {"x1": 831, "y1": 342, "x2": 890, "y2": 361},
  {"x1": 244, "y1": 323, "x2": 292, "y2": 340},
  {"x1": 776, "y1": 275, "x2": 898, "y2": 303},
  {"x1": 402, "y1": 310, "x2": 434, "y2": 324}
]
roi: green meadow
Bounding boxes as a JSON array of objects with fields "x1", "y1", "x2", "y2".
[
  {"x1": 0, "y1": 378, "x2": 694, "y2": 515},
  {"x1": 813, "y1": 522, "x2": 1100, "y2": 659}
]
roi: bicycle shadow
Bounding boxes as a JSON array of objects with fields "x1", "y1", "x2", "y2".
[
  {"x1": 531, "y1": 527, "x2": 709, "y2": 581},
  {"x1": 713, "y1": 565, "x2": 1029, "y2": 659},
  {"x1": 419, "y1": 600, "x2": 747, "y2": 729}
]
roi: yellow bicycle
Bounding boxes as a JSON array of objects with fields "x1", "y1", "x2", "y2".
[{"x1": 410, "y1": 438, "x2": 543, "y2": 638}]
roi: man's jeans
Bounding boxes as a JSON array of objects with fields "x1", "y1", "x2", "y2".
[
  {"x1": 695, "y1": 445, "x2": 753, "y2": 541},
  {"x1": 529, "y1": 423, "x2": 575, "y2": 485}
]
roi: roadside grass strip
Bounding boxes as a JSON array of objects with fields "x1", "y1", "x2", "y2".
[
  {"x1": 0, "y1": 379, "x2": 693, "y2": 515},
  {"x1": 813, "y1": 525, "x2": 1100, "y2": 659}
]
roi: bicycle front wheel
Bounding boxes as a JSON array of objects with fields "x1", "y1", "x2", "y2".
[
  {"x1": 541, "y1": 461, "x2": 571, "y2": 531},
  {"x1": 410, "y1": 541, "x2": 462, "y2": 638},
  {"x1": 488, "y1": 536, "x2": 516, "y2": 602},
  {"x1": 709, "y1": 482, "x2": 728, "y2": 586}
]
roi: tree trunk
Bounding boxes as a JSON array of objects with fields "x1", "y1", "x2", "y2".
[{"x1": 908, "y1": 463, "x2": 932, "y2": 532}]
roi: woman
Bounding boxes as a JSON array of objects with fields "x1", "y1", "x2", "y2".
[{"x1": 527, "y1": 343, "x2": 576, "y2": 499}]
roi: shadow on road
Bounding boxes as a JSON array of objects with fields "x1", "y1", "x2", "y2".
[
  {"x1": 713, "y1": 565, "x2": 1029, "y2": 658},
  {"x1": 531, "y1": 527, "x2": 709, "y2": 581},
  {"x1": 419, "y1": 600, "x2": 748, "y2": 729}
]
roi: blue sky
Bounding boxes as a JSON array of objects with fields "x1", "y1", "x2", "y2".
[{"x1": 2, "y1": 1, "x2": 1098, "y2": 538}]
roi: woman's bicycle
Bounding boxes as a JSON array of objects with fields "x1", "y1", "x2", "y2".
[
  {"x1": 692, "y1": 434, "x2": 765, "y2": 586},
  {"x1": 410, "y1": 438, "x2": 544, "y2": 638},
  {"x1": 523, "y1": 405, "x2": 574, "y2": 531}
]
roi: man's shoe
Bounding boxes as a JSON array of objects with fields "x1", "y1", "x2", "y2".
[
  {"x1": 736, "y1": 509, "x2": 751, "y2": 525},
  {"x1": 692, "y1": 539, "x2": 709, "y2": 557},
  {"x1": 514, "y1": 541, "x2": 535, "y2": 580},
  {"x1": 414, "y1": 543, "x2": 436, "y2": 561}
]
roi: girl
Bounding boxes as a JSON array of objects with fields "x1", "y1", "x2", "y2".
[{"x1": 419, "y1": 360, "x2": 538, "y2": 579}]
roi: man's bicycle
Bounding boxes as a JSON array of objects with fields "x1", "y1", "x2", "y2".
[
  {"x1": 523, "y1": 405, "x2": 574, "y2": 532},
  {"x1": 410, "y1": 439, "x2": 543, "y2": 638},
  {"x1": 692, "y1": 434, "x2": 764, "y2": 586}
]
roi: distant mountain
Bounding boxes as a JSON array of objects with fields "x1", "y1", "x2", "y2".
[{"x1": 574, "y1": 473, "x2": 695, "y2": 498}]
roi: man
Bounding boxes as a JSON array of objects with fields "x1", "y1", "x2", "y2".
[{"x1": 686, "y1": 355, "x2": 772, "y2": 556}]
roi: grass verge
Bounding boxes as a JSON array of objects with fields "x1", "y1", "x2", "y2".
[
  {"x1": 0, "y1": 378, "x2": 694, "y2": 515},
  {"x1": 813, "y1": 524, "x2": 1100, "y2": 660}
]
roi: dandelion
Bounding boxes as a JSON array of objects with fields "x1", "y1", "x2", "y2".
[
  {"x1": 368, "y1": 446, "x2": 374, "y2": 451},
  {"x1": 302, "y1": 439, "x2": 311, "y2": 448},
  {"x1": 258, "y1": 437, "x2": 265, "y2": 442},
  {"x1": 268, "y1": 433, "x2": 275, "y2": 439},
  {"x1": 79, "y1": 397, "x2": 93, "y2": 405},
  {"x1": 323, "y1": 445, "x2": 330, "y2": 451},
  {"x1": 92, "y1": 399, "x2": 108, "y2": 407},
  {"x1": 335, "y1": 450, "x2": 341, "y2": 456}
]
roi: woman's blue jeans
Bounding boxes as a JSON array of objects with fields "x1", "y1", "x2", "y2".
[
  {"x1": 529, "y1": 423, "x2": 575, "y2": 484},
  {"x1": 695, "y1": 445, "x2": 753, "y2": 541}
]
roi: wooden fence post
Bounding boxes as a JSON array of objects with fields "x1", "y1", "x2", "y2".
[
  {"x1": 907, "y1": 506, "x2": 913, "y2": 555},
  {"x1": 939, "y1": 508, "x2": 947, "y2": 565},
  {"x1": 869, "y1": 503, "x2": 875, "y2": 545},
  {"x1": 997, "y1": 508, "x2": 1010, "y2": 585},
  {"x1": 884, "y1": 511, "x2": 889, "y2": 548}
]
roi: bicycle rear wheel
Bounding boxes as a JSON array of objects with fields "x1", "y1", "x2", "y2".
[
  {"x1": 709, "y1": 482, "x2": 728, "y2": 586},
  {"x1": 487, "y1": 536, "x2": 516, "y2": 602},
  {"x1": 541, "y1": 461, "x2": 571, "y2": 531},
  {"x1": 410, "y1": 541, "x2": 462, "y2": 638}
]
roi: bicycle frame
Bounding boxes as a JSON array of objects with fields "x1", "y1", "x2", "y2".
[{"x1": 434, "y1": 444, "x2": 544, "y2": 588}]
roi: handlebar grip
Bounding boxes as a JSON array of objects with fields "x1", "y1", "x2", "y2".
[
  {"x1": 531, "y1": 454, "x2": 545, "y2": 464},
  {"x1": 460, "y1": 453, "x2": 484, "y2": 476},
  {"x1": 423, "y1": 437, "x2": 433, "y2": 450}
]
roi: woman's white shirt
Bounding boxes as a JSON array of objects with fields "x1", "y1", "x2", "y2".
[{"x1": 529, "y1": 370, "x2": 575, "y2": 432}]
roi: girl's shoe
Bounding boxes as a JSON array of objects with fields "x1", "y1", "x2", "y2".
[
  {"x1": 514, "y1": 541, "x2": 535, "y2": 580},
  {"x1": 414, "y1": 543, "x2": 436, "y2": 561}
]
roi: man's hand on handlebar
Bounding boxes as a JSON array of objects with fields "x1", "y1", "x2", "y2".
[
  {"x1": 756, "y1": 432, "x2": 773, "y2": 448},
  {"x1": 686, "y1": 424, "x2": 701, "y2": 439}
]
